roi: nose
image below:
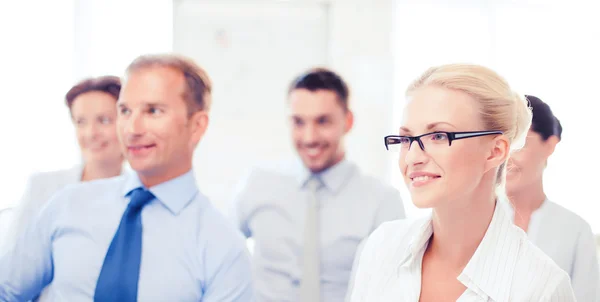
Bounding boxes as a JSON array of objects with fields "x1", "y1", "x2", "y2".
[
  {"x1": 403, "y1": 139, "x2": 428, "y2": 166},
  {"x1": 301, "y1": 124, "x2": 318, "y2": 144},
  {"x1": 122, "y1": 111, "x2": 145, "y2": 139},
  {"x1": 408, "y1": 137, "x2": 425, "y2": 152},
  {"x1": 82, "y1": 122, "x2": 100, "y2": 141}
]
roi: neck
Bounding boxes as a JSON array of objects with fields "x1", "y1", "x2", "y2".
[
  {"x1": 138, "y1": 162, "x2": 192, "y2": 188},
  {"x1": 330, "y1": 152, "x2": 345, "y2": 169},
  {"x1": 313, "y1": 151, "x2": 346, "y2": 174},
  {"x1": 428, "y1": 189, "x2": 496, "y2": 270},
  {"x1": 508, "y1": 179, "x2": 546, "y2": 212},
  {"x1": 81, "y1": 160, "x2": 122, "y2": 181}
]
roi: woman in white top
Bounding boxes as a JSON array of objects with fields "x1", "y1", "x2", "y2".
[
  {"x1": 505, "y1": 95, "x2": 599, "y2": 301},
  {"x1": 349, "y1": 64, "x2": 576, "y2": 301},
  {"x1": 3, "y1": 76, "x2": 125, "y2": 250}
]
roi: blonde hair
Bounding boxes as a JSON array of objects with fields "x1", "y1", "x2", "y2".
[{"x1": 406, "y1": 64, "x2": 532, "y2": 189}]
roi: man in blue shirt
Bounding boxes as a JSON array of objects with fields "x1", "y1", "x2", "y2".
[
  {"x1": 230, "y1": 68, "x2": 405, "y2": 302},
  {"x1": 0, "y1": 54, "x2": 254, "y2": 301}
]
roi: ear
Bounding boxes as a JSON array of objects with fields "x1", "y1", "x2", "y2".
[
  {"x1": 485, "y1": 135, "x2": 510, "y2": 173},
  {"x1": 344, "y1": 110, "x2": 354, "y2": 133},
  {"x1": 189, "y1": 111, "x2": 210, "y2": 146},
  {"x1": 544, "y1": 135, "x2": 559, "y2": 157}
]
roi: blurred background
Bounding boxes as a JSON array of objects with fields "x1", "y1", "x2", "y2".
[{"x1": 0, "y1": 0, "x2": 598, "y2": 233}]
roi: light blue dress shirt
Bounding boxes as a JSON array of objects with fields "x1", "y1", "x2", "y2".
[
  {"x1": 2, "y1": 162, "x2": 130, "y2": 252},
  {"x1": 231, "y1": 159, "x2": 405, "y2": 302},
  {"x1": 0, "y1": 169, "x2": 254, "y2": 302}
]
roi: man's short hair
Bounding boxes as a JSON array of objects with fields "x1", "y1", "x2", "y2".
[
  {"x1": 288, "y1": 67, "x2": 350, "y2": 111},
  {"x1": 125, "y1": 54, "x2": 212, "y2": 115}
]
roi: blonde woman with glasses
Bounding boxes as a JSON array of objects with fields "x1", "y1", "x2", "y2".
[{"x1": 349, "y1": 64, "x2": 576, "y2": 301}]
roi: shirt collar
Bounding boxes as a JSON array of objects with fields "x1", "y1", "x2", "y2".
[
  {"x1": 122, "y1": 169, "x2": 199, "y2": 215},
  {"x1": 499, "y1": 196, "x2": 550, "y2": 223},
  {"x1": 397, "y1": 202, "x2": 520, "y2": 302},
  {"x1": 397, "y1": 215, "x2": 433, "y2": 268},
  {"x1": 458, "y1": 202, "x2": 520, "y2": 302},
  {"x1": 296, "y1": 158, "x2": 356, "y2": 194}
]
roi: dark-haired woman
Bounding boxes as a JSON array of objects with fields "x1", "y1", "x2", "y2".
[{"x1": 506, "y1": 95, "x2": 599, "y2": 301}]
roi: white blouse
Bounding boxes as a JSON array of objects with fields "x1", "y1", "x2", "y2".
[{"x1": 349, "y1": 202, "x2": 576, "y2": 302}]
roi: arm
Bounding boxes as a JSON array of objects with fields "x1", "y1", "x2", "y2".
[
  {"x1": 0, "y1": 186, "x2": 60, "y2": 301},
  {"x1": 229, "y1": 170, "x2": 255, "y2": 238},
  {"x1": 570, "y1": 223, "x2": 600, "y2": 302},
  {"x1": 2, "y1": 175, "x2": 40, "y2": 250},
  {"x1": 372, "y1": 187, "x2": 406, "y2": 230},
  {"x1": 202, "y1": 234, "x2": 254, "y2": 302}
]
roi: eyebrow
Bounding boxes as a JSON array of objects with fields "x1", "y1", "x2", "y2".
[
  {"x1": 291, "y1": 114, "x2": 330, "y2": 120},
  {"x1": 399, "y1": 122, "x2": 458, "y2": 134},
  {"x1": 117, "y1": 102, "x2": 167, "y2": 108}
]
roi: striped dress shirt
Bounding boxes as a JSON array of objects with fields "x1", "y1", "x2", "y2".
[{"x1": 349, "y1": 201, "x2": 576, "y2": 301}]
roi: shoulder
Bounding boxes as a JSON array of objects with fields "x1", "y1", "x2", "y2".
[
  {"x1": 248, "y1": 159, "x2": 299, "y2": 180},
  {"x1": 349, "y1": 164, "x2": 401, "y2": 195},
  {"x1": 196, "y1": 199, "x2": 249, "y2": 254},
  {"x1": 513, "y1": 231, "x2": 575, "y2": 298},
  {"x1": 358, "y1": 173, "x2": 398, "y2": 192},
  {"x1": 544, "y1": 200, "x2": 592, "y2": 233},
  {"x1": 361, "y1": 216, "x2": 427, "y2": 261},
  {"x1": 18, "y1": 166, "x2": 84, "y2": 211},
  {"x1": 233, "y1": 160, "x2": 299, "y2": 196},
  {"x1": 43, "y1": 175, "x2": 125, "y2": 210},
  {"x1": 26, "y1": 166, "x2": 81, "y2": 188},
  {"x1": 370, "y1": 217, "x2": 426, "y2": 243},
  {"x1": 61, "y1": 174, "x2": 125, "y2": 196}
]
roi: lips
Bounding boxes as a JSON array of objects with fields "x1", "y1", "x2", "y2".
[
  {"x1": 407, "y1": 171, "x2": 441, "y2": 188},
  {"x1": 412, "y1": 175, "x2": 436, "y2": 182},
  {"x1": 303, "y1": 145, "x2": 326, "y2": 159},
  {"x1": 127, "y1": 144, "x2": 156, "y2": 156}
]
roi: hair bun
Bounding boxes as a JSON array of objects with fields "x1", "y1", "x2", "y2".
[{"x1": 510, "y1": 93, "x2": 532, "y2": 151}]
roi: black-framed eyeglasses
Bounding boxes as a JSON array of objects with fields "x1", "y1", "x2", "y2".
[{"x1": 384, "y1": 130, "x2": 503, "y2": 152}]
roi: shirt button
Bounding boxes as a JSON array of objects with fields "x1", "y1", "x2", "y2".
[{"x1": 291, "y1": 279, "x2": 300, "y2": 286}]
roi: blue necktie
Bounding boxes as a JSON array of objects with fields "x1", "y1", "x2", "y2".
[{"x1": 94, "y1": 188, "x2": 155, "y2": 302}]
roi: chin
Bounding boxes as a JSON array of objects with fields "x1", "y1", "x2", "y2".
[
  {"x1": 127, "y1": 160, "x2": 152, "y2": 173},
  {"x1": 412, "y1": 199, "x2": 438, "y2": 209},
  {"x1": 306, "y1": 163, "x2": 326, "y2": 173},
  {"x1": 505, "y1": 176, "x2": 521, "y2": 190},
  {"x1": 410, "y1": 193, "x2": 444, "y2": 209},
  {"x1": 86, "y1": 153, "x2": 110, "y2": 163},
  {"x1": 299, "y1": 156, "x2": 324, "y2": 172}
]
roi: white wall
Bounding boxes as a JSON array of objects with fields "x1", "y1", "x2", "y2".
[
  {"x1": 0, "y1": 0, "x2": 76, "y2": 209},
  {"x1": 173, "y1": 0, "x2": 397, "y2": 211},
  {"x1": 73, "y1": 0, "x2": 173, "y2": 79},
  {"x1": 328, "y1": 0, "x2": 396, "y2": 184}
]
